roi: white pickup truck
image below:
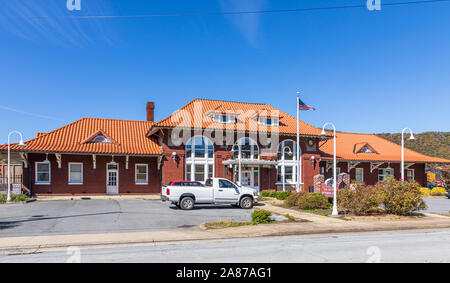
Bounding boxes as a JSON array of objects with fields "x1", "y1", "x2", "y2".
[{"x1": 161, "y1": 178, "x2": 259, "y2": 210}]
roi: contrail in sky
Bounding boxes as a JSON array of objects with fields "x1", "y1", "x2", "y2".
[{"x1": 0, "y1": 105, "x2": 65, "y2": 122}]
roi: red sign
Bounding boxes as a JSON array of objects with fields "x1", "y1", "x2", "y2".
[{"x1": 321, "y1": 184, "x2": 336, "y2": 198}]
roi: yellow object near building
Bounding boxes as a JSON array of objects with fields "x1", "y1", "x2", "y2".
[{"x1": 427, "y1": 173, "x2": 436, "y2": 182}]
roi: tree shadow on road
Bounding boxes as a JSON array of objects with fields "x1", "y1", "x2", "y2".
[{"x1": 0, "y1": 211, "x2": 122, "y2": 231}]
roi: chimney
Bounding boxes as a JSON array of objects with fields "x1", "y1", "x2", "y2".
[{"x1": 146, "y1": 102, "x2": 155, "y2": 122}]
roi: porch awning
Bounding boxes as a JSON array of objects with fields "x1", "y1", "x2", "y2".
[{"x1": 222, "y1": 159, "x2": 277, "y2": 167}]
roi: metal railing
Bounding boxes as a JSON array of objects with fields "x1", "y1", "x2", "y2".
[
  {"x1": 0, "y1": 176, "x2": 23, "y2": 195},
  {"x1": 0, "y1": 176, "x2": 22, "y2": 185}
]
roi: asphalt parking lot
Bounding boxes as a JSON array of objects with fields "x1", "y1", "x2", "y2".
[{"x1": 0, "y1": 199, "x2": 253, "y2": 237}]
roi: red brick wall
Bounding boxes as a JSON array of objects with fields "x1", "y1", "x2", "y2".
[
  {"x1": 160, "y1": 130, "x2": 322, "y2": 191},
  {"x1": 301, "y1": 154, "x2": 320, "y2": 192},
  {"x1": 27, "y1": 153, "x2": 161, "y2": 195}
]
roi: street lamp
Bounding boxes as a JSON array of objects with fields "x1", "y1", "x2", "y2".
[
  {"x1": 320, "y1": 123, "x2": 338, "y2": 216},
  {"x1": 401, "y1": 128, "x2": 415, "y2": 182},
  {"x1": 7, "y1": 130, "x2": 25, "y2": 202}
]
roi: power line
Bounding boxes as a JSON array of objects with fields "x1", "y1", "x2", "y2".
[
  {"x1": 62, "y1": 0, "x2": 450, "y2": 19},
  {"x1": 4, "y1": 0, "x2": 450, "y2": 20}
]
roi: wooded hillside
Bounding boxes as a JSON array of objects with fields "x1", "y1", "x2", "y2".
[{"x1": 376, "y1": 132, "x2": 450, "y2": 160}]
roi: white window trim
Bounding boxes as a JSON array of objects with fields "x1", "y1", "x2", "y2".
[
  {"x1": 276, "y1": 140, "x2": 299, "y2": 184},
  {"x1": 259, "y1": 116, "x2": 279, "y2": 127},
  {"x1": 185, "y1": 161, "x2": 214, "y2": 183},
  {"x1": 233, "y1": 138, "x2": 259, "y2": 160},
  {"x1": 135, "y1": 164, "x2": 149, "y2": 185},
  {"x1": 35, "y1": 161, "x2": 51, "y2": 185},
  {"x1": 185, "y1": 136, "x2": 215, "y2": 183},
  {"x1": 407, "y1": 169, "x2": 415, "y2": 181},
  {"x1": 186, "y1": 136, "x2": 215, "y2": 160},
  {"x1": 212, "y1": 114, "x2": 235, "y2": 124},
  {"x1": 355, "y1": 167, "x2": 364, "y2": 182},
  {"x1": 68, "y1": 162, "x2": 83, "y2": 185},
  {"x1": 378, "y1": 168, "x2": 394, "y2": 181}
]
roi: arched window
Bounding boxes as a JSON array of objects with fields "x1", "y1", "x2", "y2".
[
  {"x1": 277, "y1": 140, "x2": 300, "y2": 183},
  {"x1": 232, "y1": 138, "x2": 259, "y2": 160},
  {"x1": 278, "y1": 140, "x2": 296, "y2": 161},
  {"x1": 185, "y1": 136, "x2": 214, "y2": 182}
]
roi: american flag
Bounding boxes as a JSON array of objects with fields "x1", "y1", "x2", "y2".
[{"x1": 299, "y1": 99, "x2": 316, "y2": 111}]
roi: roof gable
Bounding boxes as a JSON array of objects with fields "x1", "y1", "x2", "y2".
[
  {"x1": 81, "y1": 130, "x2": 117, "y2": 145},
  {"x1": 2, "y1": 118, "x2": 162, "y2": 155},
  {"x1": 354, "y1": 143, "x2": 378, "y2": 154},
  {"x1": 319, "y1": 132, "x2": 450, "y2": 163}
]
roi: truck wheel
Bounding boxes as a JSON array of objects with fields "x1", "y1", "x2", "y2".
[
  {"x1": 240, "y1": 196, "x2": 253, "y2": 209},
  {"x1": 180, "y1": 197, "x2": 195, "y2": 210}
]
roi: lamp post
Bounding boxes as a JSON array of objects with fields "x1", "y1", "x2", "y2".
[
  {"x1": 7, "y1": 130, "x2": 25, "y2": 202},
  {"x1": 320, "y1": 123, "x2": 338, "y2": 216},
  {"x1": 401, "y1": 128, "x2": 415, "y2": 182}
]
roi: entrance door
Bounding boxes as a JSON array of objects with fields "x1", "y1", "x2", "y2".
[
  {"x1": 241, "y1": 170, "x2": 252, "y2": 186},
  {"x1": 240, "y1": 168, "x2": 259, "y2": 191},
  {"x1": 106, "y1": 163, "x2": 119, "y2": 195}
]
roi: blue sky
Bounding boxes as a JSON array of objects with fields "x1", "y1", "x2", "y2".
[{"x1": 0, "y1": 0, "x2": 449, "y2": 144}]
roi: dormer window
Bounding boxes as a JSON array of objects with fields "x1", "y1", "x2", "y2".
[
  {"x1": 358, "y1": 145, "x2": 376, "y2": 153},
  {"x1": 212, "y1": 114, "x2": 235, "y2": 124},
  {"x1": 259, "y1": 116, "x2": 279, "y2": 127},
  {"x1": 80, "y1": 130, "x2": 116, "y2": 145},
  {"x1": 359, "y1": 146, "x2": 374, "y2": 153},
  {"x1": 89, "y1": 134, "x2": 112, "y2": 144}
]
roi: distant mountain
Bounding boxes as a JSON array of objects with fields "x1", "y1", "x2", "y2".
[{"x1": 376, "y1": 132, "x2": 450, "y2": 160}]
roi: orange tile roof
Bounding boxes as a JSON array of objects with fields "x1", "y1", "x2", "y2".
[
  {"x1": 319, "y1": 132, "x2": 450, "y2": 163},
  {"x1": 149, "y1": 98, "x2": 323, "y2": 137},
  {"x1": 0, "y1": 118, "x2": 162, "y2": 155}
]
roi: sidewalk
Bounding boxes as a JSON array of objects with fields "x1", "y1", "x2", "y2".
[
  {"x1": 35, "y1": 194, "x2": 161, "y2": 201},
  {"x1": 1, "y1": 204, "x2": 449, "y2": 252}
]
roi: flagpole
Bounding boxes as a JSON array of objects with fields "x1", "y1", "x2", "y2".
[{"x1": 296, "y1": 91, "x2": 300, "y2": 192}]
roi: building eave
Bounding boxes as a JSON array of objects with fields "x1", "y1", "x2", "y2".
[
  {"x1": 147, "y1": 125, "x2": 332, "y2": 140},
  {"x1": 0, "y1": 149, "x2": 163, "y2": 157}
]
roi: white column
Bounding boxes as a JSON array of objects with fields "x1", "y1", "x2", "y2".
[
  {"x1": 238, "y1": 145, "x2": 242, "y2": 186},
  {"x1": 401, "y1": 128, "x2": 414, "y2": 182},
  {"x1": 321, "y1": 123, "x2": 338, "y2": 216}
]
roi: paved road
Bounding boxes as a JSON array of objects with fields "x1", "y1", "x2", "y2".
[
  {"x1": 423, "y1": 197, "x2": 449, "y2": 214},
  {"x1": 0, "y1": 199, "x2": 253, "y2": 237},
  {"x1": 1, "y1": 229, "x2": 449, "y2": 263}
]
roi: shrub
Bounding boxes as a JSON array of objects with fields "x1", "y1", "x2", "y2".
[
  {"x1": 275, "y1": 191, "x2": 292, "y2": 200},
  {"x1": 284, "y1": 192, "x2": 307, "y2": 207},
  {"x1": 0, "y1": 194, "x2": 28, "y2": 203},
  {"x1": 420, "y1": 187, "x2": 431, "y2": 196},
  {"x1": 297, "y1": 193, "x2": 329, "y2": 210},
  {"x1": 431, "y1": 187, "x2": 447, "y2": 196},
  {"x1": 251, "y1": 210, "x2": 273, "y2": 224},
  {"x1": 261, "y1": 190, "x2": 292, "y2": 200},
  {"x1": 338, "y1": 183, "x2": 383, "y2": 215},
  {"x1": 10, "y1": 194, "x2": 28, "y2": 202},
  {"x1": 377, "y1": 178, "x2": 426, "y2": 216}
]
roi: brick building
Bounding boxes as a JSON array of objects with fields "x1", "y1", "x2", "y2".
[{"x1": 0, "y1": 99, "x2": 448, "y2": 196}]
